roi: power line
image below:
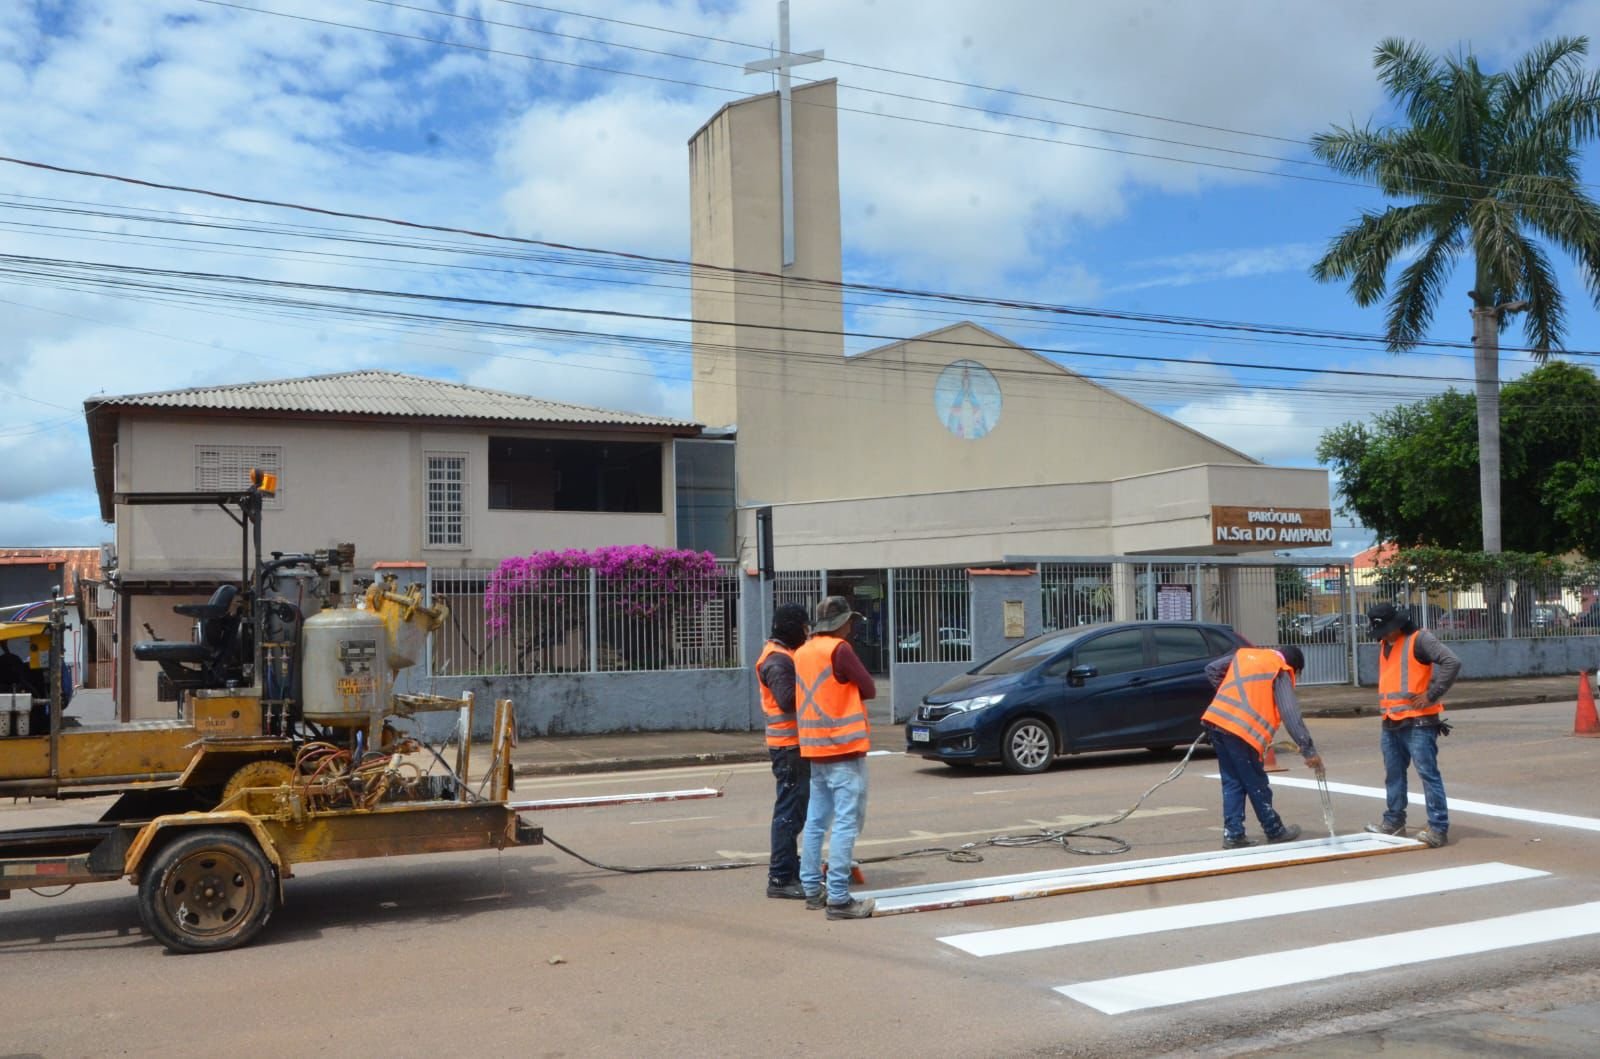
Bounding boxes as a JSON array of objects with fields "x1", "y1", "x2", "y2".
[
  {"x1": 194, "y1": 0, "x2": 1600, "y2": 213},
  {"x1": 0, "y1": 200, "x2": 1497, "y2": 368},
  {"x1": 484, "y1": 0, "x2": 1600, "y2": 196},
  {"x1": 3, "y1": 153, "x2": 1589, "y2": 364},
  {"x1": 0, "y1": 249, "x2": 1484, "y2": 387}
]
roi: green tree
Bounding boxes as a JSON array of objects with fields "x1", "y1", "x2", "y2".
[
  {"x1": 1317, "y1": 361, "x2": 1600, "y2": 555},
  {"x1": 1310, "y1": 37, "x2": 1600, "y2": 556}
]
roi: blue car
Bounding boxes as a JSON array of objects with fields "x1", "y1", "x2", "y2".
[{"x1": 905, "y1": 621, "x2": 1248, "y2": 774}]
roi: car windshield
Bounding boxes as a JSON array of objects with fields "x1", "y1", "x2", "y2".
[{"x1": 972, "y1": 631, "x2": 1075, "y2": 675}]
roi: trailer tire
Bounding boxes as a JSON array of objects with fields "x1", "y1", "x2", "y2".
[{"x1": 137, "y1": 828, "x2": 276, "y2": 954}]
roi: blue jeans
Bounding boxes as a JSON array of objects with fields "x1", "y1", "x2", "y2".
[
  {"x1": 1379, "y1": 722, "x2": 1448, "y2": 834},
  {"x1": 767, "y1": 747, "x2": 810, "y2": 885},
  {"x1": 1208, "y1": 724, "x2": 1287, "y2": 841},
  {"x1": 799, "y1": 756, "x2": 868, "y2": 905}
]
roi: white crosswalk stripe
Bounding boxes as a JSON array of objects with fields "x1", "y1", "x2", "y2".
[
  {"x1": 905, "y1": 857, "x2": 1597, "y2": 1016},
  {"x1": 1056, "y1": 900, "x2": 1600, "y2": 1014},
  {"x1": 938, "y1": 862, "x2": 1547, "y2": 957}
]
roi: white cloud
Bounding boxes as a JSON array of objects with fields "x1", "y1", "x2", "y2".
[{"x1": 1, "y1": 0, "x2": 1594, "y2": 547}]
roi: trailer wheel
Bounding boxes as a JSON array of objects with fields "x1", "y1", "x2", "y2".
[{"x1": 137, "y1": 829, "x2": 276, "y2": 954}]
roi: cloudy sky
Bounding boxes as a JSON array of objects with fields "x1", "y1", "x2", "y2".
[{"x1": 5, "y1": 0, "x2": 1600, "y2": 554}]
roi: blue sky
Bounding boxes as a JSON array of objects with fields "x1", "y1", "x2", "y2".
[{"x1": 4, "y1": 0, "x2": 1600, "y2": 554}]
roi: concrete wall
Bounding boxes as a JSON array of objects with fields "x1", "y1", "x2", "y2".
[
  {"x1": 753, "y1": 464, "x2": 1331, "y2": 571},
  {"x1": 1357, "y1": 637, "x2": 1600, "y2": 685},
  {"x1": 421, "y1": 669, "x2": 757, "y2": 739},
  {"x1": 890, "y1": 569, "x2": 1042, "y2": 724},
  {"x1": 115, "y1": 417, "x2": 677, "y2": 574}
]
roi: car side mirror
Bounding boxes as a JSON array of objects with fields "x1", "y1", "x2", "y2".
[{"x1": 1067, "y1": 664, "x2": 1097, "y2": 687}]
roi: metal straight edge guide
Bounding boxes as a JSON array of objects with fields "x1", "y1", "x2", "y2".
[
  {"x1": 858, "y1": 833, "x2": 1426, "y2": 916},
  {"x1": 506, "y1": 787, "x2": 722, "y2": 812}
]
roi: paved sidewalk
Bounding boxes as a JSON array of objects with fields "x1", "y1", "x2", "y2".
[{"x1": 508, "y1": 673, "x2": 1590, "y2": 777}]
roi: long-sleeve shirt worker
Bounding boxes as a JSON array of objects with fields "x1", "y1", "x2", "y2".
[
  {"x1": 1380, "y1": 628, "x2": 1461, "y2": 705},
  {"x1": 758, "y1": 645, "x2": 797, "y2": 714},
  {"x1": 1206, "y1": 650, "x2": 1316, "y2": 755}
]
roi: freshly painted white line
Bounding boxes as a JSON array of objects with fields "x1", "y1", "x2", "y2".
[
  {"x1": 972, "y1": 789, "x2": 1021, "y2": 796},
  {"x1": 861, "y1": 833, "x2": 1421, "y2": 914},
  {"x1": 711, "y1": 806, "x2": 1205, "y2": 860},
  {"x1": 866, "y1": 750, "x2": 895, "y2": 757},
  {"x1": 1056, "y1": 900, "x2": 1600, "y2": 1015},
  {"x1": 939, "y1": 862, "x2": 1546, "y2": 957},
  {"x1": 1210, "y1": 774, "x2": 1600, "y2": 833},
  {"x1": 625, "y1": 815, "x2": 719, "y2": 826}
]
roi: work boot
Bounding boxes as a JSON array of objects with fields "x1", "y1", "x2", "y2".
[
  {"x1": 804, "y1": 890, "x2": 827, "y2": 911},
  {"x1": 1416, "y1": 828, "x2": 1449, "y2": 848},
  {"x1": 766, "y1": 880, "x2": 805, "y2": 900},
  {"x1": 1364, "y1": 819, "x2": 1406, "y2": 836},
  {"x1": 1266, "y1": 824, "x2": 1302, "y2": 844},
  {"x1": 825, "y1": 897, "x2": 875, "y2": 920},
  {"x1": 1221, "y1": 834, "x2": 1257, "y2": 850}
]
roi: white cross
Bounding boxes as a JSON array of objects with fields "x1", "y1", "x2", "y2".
[{"x1": 744, "y1": 0, "x2": 824, "y2": 269}]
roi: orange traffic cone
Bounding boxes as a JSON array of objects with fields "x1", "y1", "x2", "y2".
[
  {"x1": 1575, "y1": 670, "x2": 1600, "y2": 738},
  {"x1": 821, "y1": 860, "x2": 867, "y2": 884},
  {"x1": 1262, "y1": 742, "x2": 1289, "y2": 773}
]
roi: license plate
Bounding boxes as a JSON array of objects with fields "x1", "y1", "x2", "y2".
[{"x1": 910, "y1": 727, "x2": 930, "y2": 743}]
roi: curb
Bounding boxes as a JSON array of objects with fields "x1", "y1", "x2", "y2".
[
  {"x1": 1302, "y1": 693, "x2": 1566, "y2": 718},
  {"x1": 515, "y1": 749, "x2": 771, "y2": 777}
]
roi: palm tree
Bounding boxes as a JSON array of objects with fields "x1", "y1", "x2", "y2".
[{"x1": 1311, "y1": 36, "x2": 1600, "y2": 557}]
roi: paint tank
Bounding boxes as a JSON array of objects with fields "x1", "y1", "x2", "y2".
[{"x1": 300, "y1": 606, "x2": 388, "y2": 724}]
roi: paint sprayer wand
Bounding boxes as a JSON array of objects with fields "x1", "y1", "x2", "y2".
[{"x1": 1315, "y1": 769, "x2": 1336, "y2": 840}]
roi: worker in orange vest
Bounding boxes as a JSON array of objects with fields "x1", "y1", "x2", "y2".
[
  {"x1": 795, "y1": 596, "x2": 876, "y2": 920},
  {"x1": 1363, "y1": 603, "x2": 1461, "y2": 847},
  {"x1": 1202, "y1": 644, "x2": 1324, "y2": 849},
  {"x1": 757, "y1": 603, "x2": 811, "y2": 899}
]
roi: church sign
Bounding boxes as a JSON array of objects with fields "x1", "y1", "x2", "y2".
[{"x1": 1210, "y1": 506, "x2": 1333, "y2": 547}]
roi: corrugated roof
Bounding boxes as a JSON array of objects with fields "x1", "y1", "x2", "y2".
[{"x1": 94, "y1": 370, "x2": 697, "y2": 429}]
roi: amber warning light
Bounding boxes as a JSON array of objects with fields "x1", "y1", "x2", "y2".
[{"x1": 250, "y1": 468, "x2": 279, "y2": 496}]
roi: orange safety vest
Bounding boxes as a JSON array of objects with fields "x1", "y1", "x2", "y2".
[
  {"x1": 793, "y1": 634, "x2": 871, "y2": 759},
  {"x1": 756, "y1": 641, "x2": 799, "y2": 749},
  {"x1": 1378, "y1": 631, "x2": 1444, "y2": 721},
  {"x1": 1201, "y1": 648, "x2": 1291, "y2": 757}
]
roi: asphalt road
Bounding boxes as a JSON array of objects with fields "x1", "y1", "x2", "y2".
[{"x1": 3, "y1": 701, "x2": 1598, "y2": 1057}]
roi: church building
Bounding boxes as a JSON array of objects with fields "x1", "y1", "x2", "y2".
[{"x1": 685, "y1": 78, "x2": 1332, "y2": 573}]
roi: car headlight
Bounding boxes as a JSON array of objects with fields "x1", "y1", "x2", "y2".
[{"x1": 944, "y1": 694, "x2": 1005, "y2": 714}]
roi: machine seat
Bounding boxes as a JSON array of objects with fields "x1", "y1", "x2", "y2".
[
  {"x1": 172, "y1": 600, "x2": 233, "y2": 620},
  {"x1": 133, "y1": 641, "x2": 214, "y2": 664}
]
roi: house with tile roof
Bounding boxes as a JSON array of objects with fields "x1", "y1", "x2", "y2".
[{"x1": 85, "y1": 370, "x2": 719, "y2": 715}]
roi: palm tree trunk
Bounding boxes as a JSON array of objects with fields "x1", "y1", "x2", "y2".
[{"x1": 1471, "y1": 303, "x2": 1506, "y2": 639}]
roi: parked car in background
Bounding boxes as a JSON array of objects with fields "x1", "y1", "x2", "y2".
[
  {"x1": 1532, "y1": 603, "x2": 1575, "y2": 630},
  {"x1": 1577, "y1": 604, "x2": 1600, "y2": 629},
  {"x1": 905, "y1": 621, "x2": 1248, "y2": 774},
  {"x1": 1435, "y1": 608, "x2": 1490, "y2": 636},
  {"x1": 896, "y1": 626, "x2": 971, "y2": 659}
]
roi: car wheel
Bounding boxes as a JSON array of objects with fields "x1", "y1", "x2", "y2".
[
  {"x1": 137, "y1": 828, "x2": 277, "y2": 954},
  {"x1": 1001, "y1": 718, "x2": 1056, "y2": 774}
]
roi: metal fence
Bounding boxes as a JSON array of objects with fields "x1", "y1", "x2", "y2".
[
  {"x1": 431, "y1": 562, "x2": 743, "y2": 677},
  {"x1": 890, "y1": 566, "x2": 973, "y2": 664},
  {"x1": 1371, "y1": 576, "x2": 1599, "y2": 642},
  {"x1": 1038, "y1": 559, "x2": 1355, "y2": 685},
  {"x1": 773, "y1": 570, "x2": 824, "y2": 613}
]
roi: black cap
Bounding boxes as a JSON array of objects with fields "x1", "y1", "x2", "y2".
[{"x1": 1367, "y1": 602, "x2": 1404, "y2": 637}]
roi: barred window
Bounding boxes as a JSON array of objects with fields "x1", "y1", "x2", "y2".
[
  {"x1": 196, "y1": 444, "x2": 282, "y2": 508},
  {"x1": 425, "y1": 452, "x2": 468, "y2": 549}
]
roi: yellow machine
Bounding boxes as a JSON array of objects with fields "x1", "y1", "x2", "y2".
[{"x1": 0, "y1": 472, "x2": 454, "y2": 809}]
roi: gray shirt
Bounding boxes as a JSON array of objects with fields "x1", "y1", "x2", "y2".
[
  {"x1": 1380, "y1": 628, "x2": 1462, "y2": 705},
  {"x1": 1206, "y1": 650, "x2": 1317, "y2": 756}
]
